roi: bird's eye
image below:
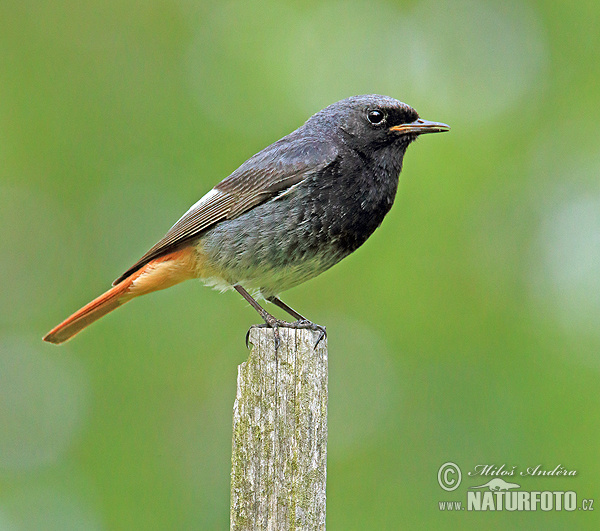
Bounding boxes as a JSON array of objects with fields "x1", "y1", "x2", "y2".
[{"x1": 367, "y1": 110, "x2": 385, "y2": 125}]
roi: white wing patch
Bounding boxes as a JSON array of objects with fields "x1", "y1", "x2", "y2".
[
  {"x1": 175, "y1": 189, "x2": 223, "y2": 226},
  {"x1": 271, "y1": 179, "x2": 305, "y2": 201}
]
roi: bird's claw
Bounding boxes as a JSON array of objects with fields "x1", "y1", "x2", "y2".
[
  {"x1": 293, "y1": 320, "x2": 327, "y2": 348},
  {"x1": 246, "y1": 319, "x2": 326, "y2": 350}
]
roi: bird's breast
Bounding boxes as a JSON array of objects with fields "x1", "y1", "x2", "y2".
[{"x1": 198, "y1": 161, "x2": 401, "y2": 294}]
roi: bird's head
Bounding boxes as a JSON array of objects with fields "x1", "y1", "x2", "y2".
[{"x1": 307, "y1": 94, "x2": 449, "y2": 154}]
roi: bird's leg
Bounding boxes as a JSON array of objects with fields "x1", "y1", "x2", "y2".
[
  {"x1": 234, "y1": 285, "x2": 326, "y2": 349},
  {"x1": 234, "y1": 284, "x2": 283, "y2": 350},
  {"x1": 266, "y1": 296, "x2": 306, "y2": 321},
  {"x1": 234, "y1": 284, "x2": 277, "y2": 325},
  {"x1": 267, "y1": 295, "x2": 327, "y2": 348}
]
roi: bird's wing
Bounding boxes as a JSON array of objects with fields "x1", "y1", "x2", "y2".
[{"x1": 113, "y1": 136, "x2": 338, "y2": 284}]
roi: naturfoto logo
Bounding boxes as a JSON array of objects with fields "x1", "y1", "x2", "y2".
[{"x1": 437, "y1": 462, "x2": 594, "y2": 513}]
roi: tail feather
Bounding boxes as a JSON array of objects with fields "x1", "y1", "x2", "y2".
[
  {"x1": 43, "y1": 277, "x2": 134, "y2": 344},
  {"x1": 43, "y1": 247, "x2": 198, "y2": 345}
]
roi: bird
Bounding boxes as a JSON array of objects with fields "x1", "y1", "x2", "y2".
[{"x1": 43, "y1": 94, "x2": 449, "y2": 346}]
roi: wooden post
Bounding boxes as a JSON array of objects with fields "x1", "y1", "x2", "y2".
[{"x1": 230, "y1": 327, "x2": 328, "y2": 531}]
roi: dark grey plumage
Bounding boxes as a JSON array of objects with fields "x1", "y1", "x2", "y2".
[
  {"x1": 117, "y1": 94, "x2": 447, "y2": 299},
  {"x1": 198, "y1": 95, "x2": 435, "y2": 297},
  {"x1": 43, "y1": 94, "x2": 449, "y2": 345}
]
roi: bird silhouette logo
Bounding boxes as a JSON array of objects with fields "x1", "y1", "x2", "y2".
[{"x1": 469, "y1": 478, "x2": 521, "y2": 491}]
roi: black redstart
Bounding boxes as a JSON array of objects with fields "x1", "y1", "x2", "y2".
[{"x1": 43, "y1": 94, "x2": 449, "y2": 345}]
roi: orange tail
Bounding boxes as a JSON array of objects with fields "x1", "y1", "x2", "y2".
[
  {"x1": 43, "y1": 278, "x2": 135, "y2": 344},
  {"x1": 43, "y1": 247, "x2": 198, "y2": 345}
]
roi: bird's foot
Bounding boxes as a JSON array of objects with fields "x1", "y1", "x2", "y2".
[
  {"x1": 287, "y1": 319, "x2": 327, "y2": 348},
  {"x1": 246, "y1": 315, "x2": 285, "y2": 350},
  {"x1": 245, "y1": 319, "x2": 326, "y2": 350}
]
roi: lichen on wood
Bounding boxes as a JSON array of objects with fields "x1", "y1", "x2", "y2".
[{"x1": 230, "y1": 327, "x2": 328, "y2": 530}]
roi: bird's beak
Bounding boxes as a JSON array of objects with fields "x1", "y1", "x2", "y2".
[{"x1": 389, "y1": 119, "x2": 450, "y2": 135}]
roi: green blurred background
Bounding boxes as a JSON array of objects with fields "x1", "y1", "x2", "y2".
[{"x1": 1, "y1": 0, "x2": 599, "y2": 529}]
